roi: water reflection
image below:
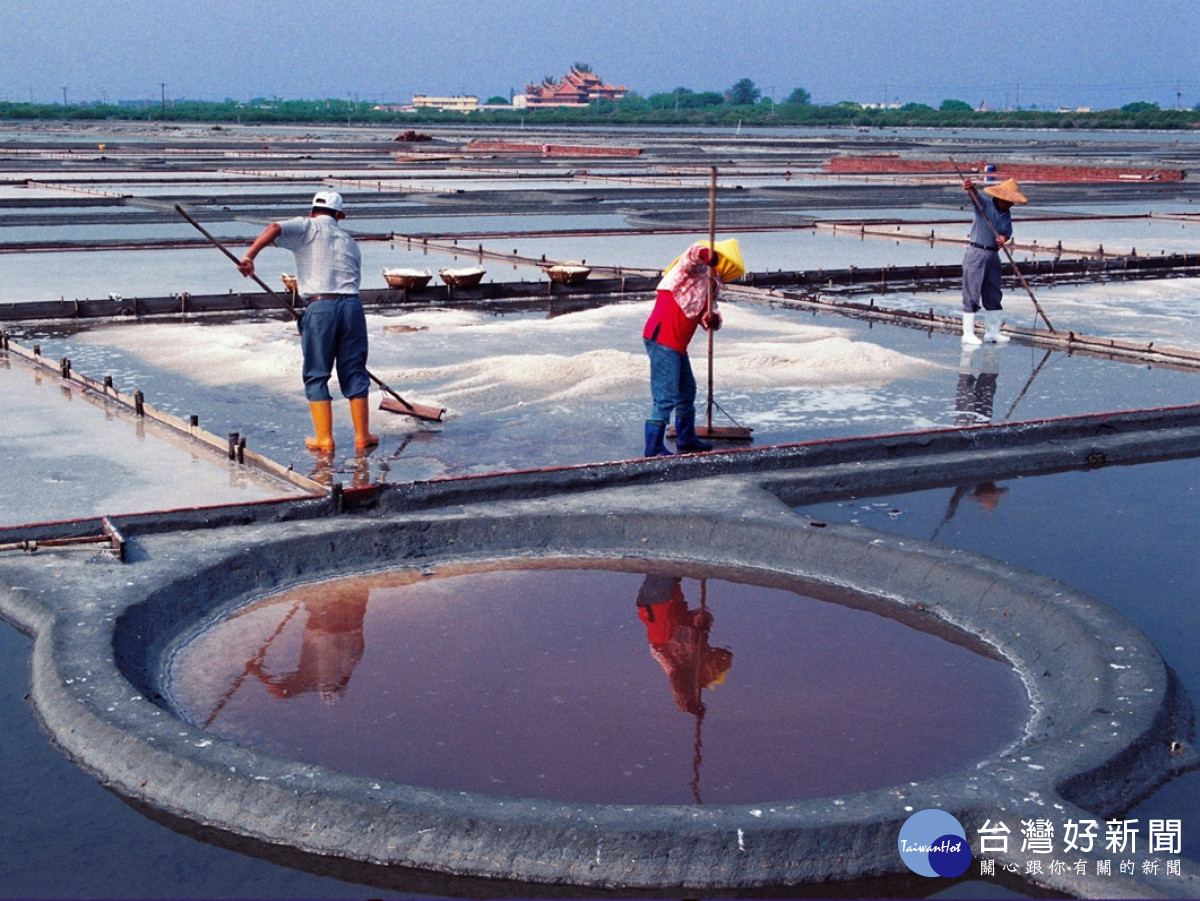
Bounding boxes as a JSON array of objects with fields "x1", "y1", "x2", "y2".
[
  {"x1": 636, "y1": 575, "x2": 732, "y2": 716},
  {"x1": 954, "y1": 346, "x2": 1000, "y2": 425},
  {"x1": 204, "y1": 587, "x2": 368, "y2": 727},
  {"x1": 942, "y1": 347, "x2": 1009, "y2": 533},
  {"x1": 308, "y1": 447, "x2": 378, "y2": 488},
  {"x1": 168, "y1": 564, "x2": 1029, "y2": 806},
  {"x1": 636, "y1": 574, "x2": 734, "y2": 803},
  {"x1": 932, "y1": 482, "x2": 1011, "y2": 541},
  {"x1": 243, "y1": 590, "x2": 366, "y2": 702}
]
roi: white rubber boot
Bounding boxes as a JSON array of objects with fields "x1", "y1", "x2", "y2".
[
  {"x1": 983, "y1": 309, "x2": 1010, "y2": 344},
  {"x1": 962, "y1": 312, "x2": 982, "y2": 345}
]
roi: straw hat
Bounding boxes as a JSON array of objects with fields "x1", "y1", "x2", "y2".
[{"x1": 983, "y1": 179, "x2": 1028, "y2": 205}]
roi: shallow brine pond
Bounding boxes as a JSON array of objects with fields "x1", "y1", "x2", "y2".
[{"x1": 167, "y1": 562, "x2": 1029, "y2": 806}]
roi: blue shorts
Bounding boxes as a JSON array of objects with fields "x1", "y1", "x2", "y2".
[{"x1": 300, "y1": 295, "x2": 371, "y2": 402}]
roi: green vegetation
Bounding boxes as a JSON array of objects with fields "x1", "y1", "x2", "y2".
[
  {"x1": 3, "y1": 77, "x2": 1199, "y2": 130},
  {"x1": 646, "y1": 88, "x2": 725, "y2": 111},
  {"x1": 727, "y1": 78, "x2": 761, "y2": 106}
]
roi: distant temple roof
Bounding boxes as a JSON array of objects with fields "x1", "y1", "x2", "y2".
[{"x1": 524, "y1": 67, "x2": 628, "y2": 108}]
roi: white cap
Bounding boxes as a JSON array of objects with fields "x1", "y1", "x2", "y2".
[{"x1": 311, "y1": 190, "x2": 344, "y2": 213}]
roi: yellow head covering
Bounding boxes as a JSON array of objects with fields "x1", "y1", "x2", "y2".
[
  {"x1": 710, "y1": 238, "x2": 745, "y2": 281},
  {"x1": 663, "y1": 238, "x2": 746, "y2": 282}
]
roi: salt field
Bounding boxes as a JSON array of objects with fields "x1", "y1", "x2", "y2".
[{"x1": 4, "y1": 121, "x2": 1200, "y2": 898}]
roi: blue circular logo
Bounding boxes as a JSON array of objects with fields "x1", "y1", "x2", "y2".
[{"x1": 898, "y1": 809, "x2": 972, "y2": 878}]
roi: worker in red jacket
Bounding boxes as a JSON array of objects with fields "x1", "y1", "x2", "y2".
[{"x1": 642, "y1": 238, "x2": 745, "y2": 457}]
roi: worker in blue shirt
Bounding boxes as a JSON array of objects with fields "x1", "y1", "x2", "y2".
[{"x1": 961, "y1": 178, "x2": 1027, "y2": 345}]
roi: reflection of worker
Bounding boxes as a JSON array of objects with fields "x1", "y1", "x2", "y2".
[
  {"x1": 237, "y1": 190, "x2": 378, "y2": 454},
  {"x1": 966, "y1": 481, "x2": 1008, "y2": 511},
  {"x1": 939, "y1": 346, "x2": 1008, "y2": 524},
  {"x1": 961, "y1": 178, "x2": 1027, "y2": 345},
  {"x1": 934, "y1": 480, "x2": 1010, "y2": 538},
  {"x1": 642, "y1": 239, "x2": 745, "y2": 457},
  {"x1": 954, "y1": 346, "x2": 999, "y2": 426},
  {"x1": 636, "y1": 574, "x2": 732, "y2": 715},
  {"x1": 247, "y1": 590, "x2": 369, "y2": 702}
]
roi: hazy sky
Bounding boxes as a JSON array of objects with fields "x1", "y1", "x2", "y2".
[{"x1": 3, "y1": 0, "x2": 1198, "y2": 111}]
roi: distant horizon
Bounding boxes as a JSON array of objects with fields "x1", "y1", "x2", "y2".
[
  {"x1": 7, "y1": 79, "x2": 1194, "y2": 119},
  {"x1": 2, "y1": 98, "x2": 1164, "y2": 118},
  {"x1": 1, "y1": 84, "x2": 1180, "y2": 118}
]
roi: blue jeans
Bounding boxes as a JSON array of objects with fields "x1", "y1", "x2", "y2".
[
  {"x1": 645, "y1": 338, "x2": 696, "y2": 423},
  {"x1": 300, "y1": 295, "x2": 371, "y2": 401}
]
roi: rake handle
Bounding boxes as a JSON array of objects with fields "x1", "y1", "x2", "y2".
[
  {"x1": 706, "y1": 166, "x2": 716, "y2": 430},
  {"x1": 368, "y1": 371, "x2": 416, "y2": 410},
  {"x1": 176, "y1": 203, "x2": 432, "y2": 419},
  {"x1": 174, "y1": 204, "x2": 299, "y2": 320}
]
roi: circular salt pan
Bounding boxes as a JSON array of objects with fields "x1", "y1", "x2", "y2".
[
  {"x1": 167, "y1": 562, "x2": 1028, "y2": 806},
  {"x1": 13, "y1": 481, "x2": 1191, "y2": 894}
]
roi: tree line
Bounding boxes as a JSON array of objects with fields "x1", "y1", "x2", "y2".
[{"x1": 2, "y1": 77, "x2": 1197, "y2": 130}]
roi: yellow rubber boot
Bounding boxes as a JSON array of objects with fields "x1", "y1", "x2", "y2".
[
  {"x1": 349, "y1": 396, "x2": 379, "y2": 451},
  {"x1": 305, "y1": 400, "x2": 335, "y2": 452}
]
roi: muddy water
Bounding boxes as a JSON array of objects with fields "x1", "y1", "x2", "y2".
[{"x1": 167, "y1": 563, "x2": 1028, "y2": 806}]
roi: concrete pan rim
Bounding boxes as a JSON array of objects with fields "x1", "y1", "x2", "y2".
[{"x1": 5, "y1": 490, "x2": 1195, "y2": 892}]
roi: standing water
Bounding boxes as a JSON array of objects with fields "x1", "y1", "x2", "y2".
[{"x1": 166, "y1": 562, "x2": 1029, "y2": 806}]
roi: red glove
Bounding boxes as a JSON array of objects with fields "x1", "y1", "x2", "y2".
[{"x1": 701, "y1": 310, "x2": 722, "y2": 331}]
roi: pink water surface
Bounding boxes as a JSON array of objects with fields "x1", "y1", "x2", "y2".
[{"x1": 168, "y1": 562, "x2": 1029, "y2": 806}]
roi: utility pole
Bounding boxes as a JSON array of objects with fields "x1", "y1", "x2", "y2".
[
  {"x1": 61, "y1": 86, "x2": 67, "y2": 107},
  {"x1": 160, "y1": 82, "x2": 166, "y2": 115}
]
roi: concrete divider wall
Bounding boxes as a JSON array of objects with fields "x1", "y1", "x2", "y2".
[{"x1": 1, "y1": 474, "x2": 1192, "y2": 894}]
